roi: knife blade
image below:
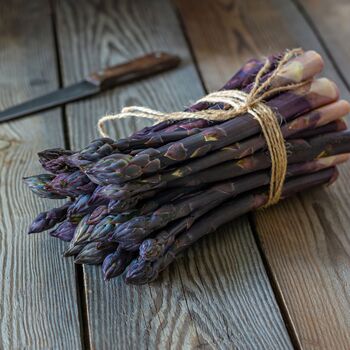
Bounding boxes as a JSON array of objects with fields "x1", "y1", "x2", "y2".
[{"x1": 0, "y1": 52, "x2": 180, "y2": 123}]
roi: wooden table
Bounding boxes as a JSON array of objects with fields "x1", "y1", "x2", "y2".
[{"x1": 1, "y1": 0, "x2": 350, "y2": 349}]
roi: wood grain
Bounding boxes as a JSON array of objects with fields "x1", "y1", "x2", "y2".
[
  {"x1": 175, "y1": 0, "x2": 350, "y2": 348},
  {"x1": 55, "y1": 0, "x2": 292, "y2": 348},
  {"x1": 295, "y1": 0, "x2": 350, "y2": 83},
  {"x1": 0, "y1": 1, "x2": 83, "y2": 349}
]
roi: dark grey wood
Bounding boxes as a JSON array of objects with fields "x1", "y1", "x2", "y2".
[
  {"x1": 175, "y1": 0, "x2": 350, "y2": 348},
  {"x1": 0, "y1": 1, "x2": 82, "y2": 349},
  {"x1": 296, "y1": 0, "x2": 350, "y2": 85},
  {"x1": 55, "y1": 0, "x2": 293, "y2": 348}
]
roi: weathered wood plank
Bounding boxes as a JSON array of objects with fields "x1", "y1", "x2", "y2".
[
  {"x1": 0, "y1": 1, "x2": 83, "y2": 349},
  {"x1": 175, "y1": 0, "x2": 350, "y2": 348},
  {"x1": 55, "y1": 0, "x2": 292, "y2": 348},
  {"x1": 295, "y1": 0, "x2": 350, "y2": 82}
]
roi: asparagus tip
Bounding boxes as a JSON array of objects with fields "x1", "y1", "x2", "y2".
[
  {"x1": 63, "y1": 244, "x2": 82, "y2": 257},
  {"x1": 63, "y1": 250, "x2": 73, "y2": 258}
]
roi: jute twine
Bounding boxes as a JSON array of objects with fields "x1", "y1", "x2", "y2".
[{"x1": 97, "y1": 48, "x2": 309, "y2": 207}]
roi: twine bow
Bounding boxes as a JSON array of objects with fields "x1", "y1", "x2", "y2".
[{"x1": 97, "y1": 48, "x2": 309, "y2": 207}]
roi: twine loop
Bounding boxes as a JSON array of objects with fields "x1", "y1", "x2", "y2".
[{"x1": 97, "y1": 49, "x2": 309, "y2": 207}]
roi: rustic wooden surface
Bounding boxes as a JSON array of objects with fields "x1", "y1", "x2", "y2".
[
  {"x1": 54, "y1": 0, "x2": 292, "y2": 348},
  {"x1": 1, "y1": 0, "x2": 350, "y2": 348},
  {"x1": 175, "y1": 0, "x2": 350, "y2": 348},
  {"x1": 0, "y1": 1, "x2": 82, "y2": 349},
  {"x1": 296, "y1": 0, "x2": 350, "y2": 82}
]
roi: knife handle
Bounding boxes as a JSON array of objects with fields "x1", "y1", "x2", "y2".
[{"x1": 87, "y1": 52, "x2": 181, "y2": 90}]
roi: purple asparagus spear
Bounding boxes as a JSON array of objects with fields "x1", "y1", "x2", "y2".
[
  {"x1": 86, "y1": 76, "x2": 335, "y2": 186},
  {"x1": 139, "y1": 153, "x2": 349, "y2": 262},
  {"x1": 96, "y1": 97, "x2": 347, "y2": 200},
  {"x1": 125, "y1": 167, "x2": 338, "y2": 284},
  {"x1": 112, "y1": 131, "x2": 350, "y2": 250},
  {"x1": 49, "y1": 220, "x2": 77, "y2": 242},
  {"x1": 102, "y1": 247, "x2": 135, "y2": 280},
  {"x1": 28, "y1": 202, "x2": 71, "y2": 234},
  {"x1": 38, "y1": 148, "x2": 76, "y2": 174}
]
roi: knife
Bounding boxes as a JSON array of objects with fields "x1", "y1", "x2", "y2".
[{"x1": 0, "y1": 52, "x2": 180, "y2": 123}]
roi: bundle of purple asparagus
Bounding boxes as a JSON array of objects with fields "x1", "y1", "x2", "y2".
[{"x1": 24, "y1": 49, "x2": 350, "y2": 284}]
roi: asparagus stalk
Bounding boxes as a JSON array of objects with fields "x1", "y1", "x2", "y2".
[
  {"x1": 67, "y1": 194, "x2": 108, "y2": 224},
  {"x1": 64, "y1": 187, "x2": 200, "y2": 255},
  {"x1": 125, "y1": 167, "x2": 338, "y2": 284},
  {"x1": 48, "y1": 171, "x2": 96, "y2": 197},
  {"x1": 47, "y1": 55, "x2": 275, "y2": 174},
  {"x1": 115, "y1": 128, "x2": 204, "y2": 151},
  {"x1": 64, "y1": 187, "x2": 199, "y2": 256},
  {"x1": 86, "y1": 77, "x2": 338, "y2": 185},
  {"x1": 40, "y1": 138, "x2": 116, "y2": 174},
  {"x1": 130, "y1": 54, "x2": 277, "y2": 138},
  {"x1": 168, "y1": 130, "x2": 350, "y2": 188},
  {"x1": 25, "y1": 171, "x2": 97, "y2": 200},
  {"x1": 38, "y1": 148, "x2": 76, "y2": 174},
  {"x1": 291, "y1": 119, "x2": 347, "y2": 139},
  {"x1": 99, "y1": 99, "x2": 349, "y2": 199},
  {"x1": 28, "y1": 202, "x2": 71, "y2": 234},
  {"x1": 102, "y1": 247, "x2": 135, "y2": 280},
  {"x1": 103, "y1": 184, "x2": 198, "y2": 213},
  {"x1": 87, "y1": 205, "x2": 109, "y2": 225},
  {"x1": 187, "y1": 50, "x2": 320, "y2": 112},
  {"x1": 64, "y1": 211, "x2": 136, "y2": 257},
  {"x1": 49, "y1": 220, "x2": 77, "y2": 242},
  {"x1": 67, "y1": 138, "x2": 116, "y2": 168},
  {"x1": 26, "y1": 51, "x2": 326, "y2": 199},
  {"x1": 113, "y1": 54, "x2": 283, "y2": 151},
  {"x1": 67, "y1": 215, "x2": 93, "y2": 247},
  {"x1": 137, "y1": 187, "x2": 199, "y2": 215},
  {"x1": 32, "y1": 51, "x2": 321, "y2": 180},
  {"x1": 139, "y1": 203, "x2": 224, "y2": 262},
  {"x1": 112, "y1": 132, "x2": 350, "y2": 251},
  {"x1": 85, "y1": 212, "x2": 135, "y2": 243},
  {"x1": 26, "y1": 112, "x2": 348, "y2": 236},
  {"x1": 139, "y1": 153, "x2": 349, "y2": 262},
  {"x1": 29, "y1": 95, "x2": 346, "y2": 204},
  {"x1": 74, "y1": 152, "x2": 343, "y2": 271},
  {"x1": 74, "y1": 241, "x2": 118, "y2": 265},
  {"x1": 23, "y1": 174, "x2": 65, "y2": 199},
  {"x1": 99, "y1": 117, "x2": 349, "y2": 206}
]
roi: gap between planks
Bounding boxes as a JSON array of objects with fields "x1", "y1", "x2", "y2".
[
  {"x1": 248, "y1": 213, "x2": 301, "y2": 350},
  {"x1": 49, "y1": 1, "x2": 91, "y2": 348},
  {"x1": 291, "y1": 0, "x2": 350, "y2": 92}
]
